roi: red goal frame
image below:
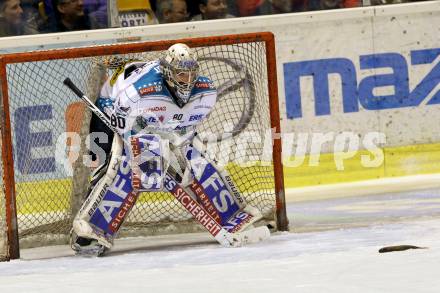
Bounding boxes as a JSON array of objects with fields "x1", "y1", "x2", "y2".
[{"x1": 0, "y1": 32, "x2": 287, "y2": 260}]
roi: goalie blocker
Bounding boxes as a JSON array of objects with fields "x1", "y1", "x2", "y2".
[{"x1": 71, "y1": 133, "x2": 269, "y2": 252}]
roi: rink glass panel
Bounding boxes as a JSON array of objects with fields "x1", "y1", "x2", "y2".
[{"x1": 0, "y1": 34, "x2": 285, "y2": 258}]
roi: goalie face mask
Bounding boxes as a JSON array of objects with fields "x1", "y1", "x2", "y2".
[{"x1": 161, "y1": 43, "x2": 200, "y2": 107}]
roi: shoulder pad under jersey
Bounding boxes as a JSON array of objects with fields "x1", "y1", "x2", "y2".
[
  {"x1": 191, "y1": 76, "x2": 216, "y2": 96},
  {"x1": 109, "y1": 60, "x2": 159, "y2": 87},
  {"x1": 132, "y1": 63, "x2": 169, "y2": 98}
]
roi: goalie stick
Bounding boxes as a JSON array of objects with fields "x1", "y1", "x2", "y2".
[{"x1": 63, "y1": 78, "x2": 270, "y2": 247}]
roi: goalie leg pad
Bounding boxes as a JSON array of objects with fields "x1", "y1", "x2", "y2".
[
  {"x1": 72, "y1": 135, "x2": 139, "y2": 248},
  {"x1": 185, "y1": 144, "x2": 263, "y2": 233}
]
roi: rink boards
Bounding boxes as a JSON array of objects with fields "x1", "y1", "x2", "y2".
[
  {"x1": 10, "y1": 139, "x2": 440, "y2": 214},
  {"x1": 1, "y1": 2, "x2": 439, "y2": 202}
]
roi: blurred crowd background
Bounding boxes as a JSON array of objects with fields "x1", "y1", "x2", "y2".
[{"x1": 0, "y1": 0, "x2": 430, "y2": 37}]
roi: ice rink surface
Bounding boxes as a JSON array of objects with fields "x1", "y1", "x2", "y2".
[{"x1": 1, "y1": 188, "x2": 440, "y2": 293}]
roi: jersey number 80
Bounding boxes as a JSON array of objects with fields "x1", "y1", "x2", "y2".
[{"x1": 111, "y1": 114, "x2": 126, "y2": 129}]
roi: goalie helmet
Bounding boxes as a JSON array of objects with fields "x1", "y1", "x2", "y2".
[{"x1": 160, "y1": 43, "x2": 199, "y2": 107}]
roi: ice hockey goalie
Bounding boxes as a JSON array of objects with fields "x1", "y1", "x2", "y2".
[{"x1": 70, "y1": 43, "x2": 267, "y2": 256}]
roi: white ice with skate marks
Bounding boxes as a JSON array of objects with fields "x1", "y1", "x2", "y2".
[{"x1": 1, "y1": 217, "x2": 440, "y2": 293}]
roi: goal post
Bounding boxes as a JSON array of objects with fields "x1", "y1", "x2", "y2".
[{"x1": 0, "y1": 32, "x2": 287, "y2": 261}]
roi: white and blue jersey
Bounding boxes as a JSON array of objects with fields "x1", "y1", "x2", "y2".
[
  {"x1": 98, "y1": 60, "x2": 217, "y2": 138},
  {"x1": 81, "y1": 61, "x2": 260, "y2": 241}
]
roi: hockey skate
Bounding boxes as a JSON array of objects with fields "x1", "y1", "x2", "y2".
[{"x1": 70, "y1": 231, "x2": 107, "y2": 257}]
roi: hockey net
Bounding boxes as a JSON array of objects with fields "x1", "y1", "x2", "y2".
[{"x1": 0, "y1": 32, "x2": 286, "y2": 261}]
